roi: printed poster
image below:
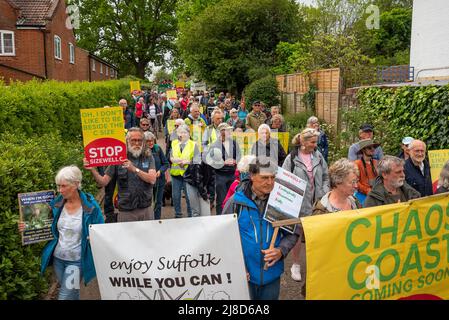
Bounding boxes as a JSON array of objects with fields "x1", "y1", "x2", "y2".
[
  {"x1": 130, "y1": 81, "x2": 141, "y2": 94},
  {"x1": 81, "y1": 107, "x2": 127, "y2": 167},
  {"x1": 428, "y1": 149, "x2": 449, "y2": 192},
  {"x1": 263, "y1": 167, "x2": 307, "y2": 233},
  {"x1": 90, "y1": 215, "x2": 250, "y2": 300},
  {"x1": 18, "y1": 190, "x2": 55, "y2": 245}
]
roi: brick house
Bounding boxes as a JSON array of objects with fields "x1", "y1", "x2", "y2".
[{"x1": 0, "y1": 0, "x2": 118, "y2": 84}]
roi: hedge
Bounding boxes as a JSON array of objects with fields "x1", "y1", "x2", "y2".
[
  {"x1": 243, "y1": 75, "x2": 280, "y2": 110},
  {"x1": 0, "y1": 78, "x2": 131, "y2": 141},
  {"x1": 354, "y1": 85, "x2": 449, "y2": 155}
]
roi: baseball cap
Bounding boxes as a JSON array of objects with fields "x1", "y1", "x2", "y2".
[
  {"x1": 252, "y1": 100, "x2": 261, "y2": 106},
  {"x1": 402, "y1": 137, "x2": 414, "y2": 145},
  {"x1": 230, "y1": 108, "x2": 238, "y2": 114},
  {"x1": 360, "y1": 123, "x2": 374, "y2": 132}
]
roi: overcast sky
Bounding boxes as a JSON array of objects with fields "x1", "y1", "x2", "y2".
[{"x1": 297, "y1": 0, "x2": 316, "y2": 6}]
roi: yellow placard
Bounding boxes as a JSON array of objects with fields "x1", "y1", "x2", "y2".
[
  {"x1": 190, "y1": 124, "x2": 204, "y2": 152},
  {"x1": 167, "y1": 120, "x2": 175, "y2": 135},
  {"x1": 80, "y1": 107, "x2": 126, "y2": 167},
  {"x1": 428, "y1": 149, "x2": 449, "y2": 188},
  {"x1": 130, "y1": 81, "x2": 141, "y2": 93},
  {"x1": 271, "y1": 132, "x2": 289, "y2": 154},
  {"x1": 302, "y1": 193, "x2": 449, "y2": 300},
  {"x1": 175, "y1": 81, "x2": 185, "y2": 89},
  {"x1": 166, "y1": 89, "x2": 177, "y2": 100},
  {"x1": 231, "y1": 132, "x2": 289, "y2": 156}
]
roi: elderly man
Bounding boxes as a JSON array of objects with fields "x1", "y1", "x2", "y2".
[
  {"x1": 202, "y1": 109, "x2": 224, "y2": 149},
  {"x1": 184, "y1": 103, "x2": 207, "y2": 127},
  {"x1": 246, "y1": 101, "x2": 267, "y2": 132},
  {"x1": 223, "y1": 157, "x2": 299, "y2": 300},
  {"x1": 348, "y1": 124, "x2": 384, "y2": 161},
  {"x1": 206, "y1": 122, "x2": 241, "y2": 215},
  {"x1": 405, "y1": 139, "x2": 433, "y2": 196},
  {"x1": 85, "y1": 128, "x2": 157, "y2": 222},
  {"x1": 251, "y1": 124, "x2": 286, "y2": 166},
  {"x1": 365, "y1": 155, "x2": 421, "y2": 207}
]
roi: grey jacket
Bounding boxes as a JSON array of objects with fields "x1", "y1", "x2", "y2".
[{"x1": 282, "y1": 150, "x2": 330, "y2": 216}]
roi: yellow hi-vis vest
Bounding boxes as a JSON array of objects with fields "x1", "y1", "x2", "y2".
[
  {"x1": 170, "y1": 139, "x2": 196, "y2": 176},
  {"x1": 208, "y1": 126, "x2": 218, "y2": 145}
]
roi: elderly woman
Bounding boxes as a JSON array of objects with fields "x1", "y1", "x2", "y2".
[
  {"x1": 306, "y1": 116, "x2": 329, "y2": 163},
  {"x1": 270, "y1": 114, "x2": 286, "y2": 132},
  {"x1": 227, "y1": 108, "x2": 245, "y2": 130},
  {"x1": 145, "y1": 132, "x2": 169, "y2": 220},
  {"x1": 164, "y1": 108, "x2": 183, "y2": 157},
  {"x1": 282, "y1": 128, "x2": 329, "y2": 282},
  {"x1": 436, "y1": 160, "x2": 449, "y2": 194},
  {"x1": 19, "y1": 166, "x2": 104, "y2": 300},
  {"x1": 251, "y1": 124, "x2": 287, "y2": 167}
]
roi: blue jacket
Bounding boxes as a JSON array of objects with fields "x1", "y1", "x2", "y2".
[
  {"x1": 40, "y1": 191, "x2": 104, "y2": 285},
  {"x1": 405, "y1": 158, "x2": 433, "y2": 197},
  {"x1": 223, "y1": 183, "x2": 298, "y2": 286}
]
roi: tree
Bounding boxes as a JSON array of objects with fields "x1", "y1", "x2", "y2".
[
  {"x1": 69, "y1": 0, "x2": 177, "y2": 79},
  {"x1": 177, "y1": 0, "x2": 302, "y2": 94}
]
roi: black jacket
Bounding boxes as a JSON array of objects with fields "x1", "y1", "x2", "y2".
[
  {"x1": 404, "y1": 158, "x2": 433, "y2": 197},
  {"x1": 184, "y1": 162, "x2": 215, "y2": 201}
]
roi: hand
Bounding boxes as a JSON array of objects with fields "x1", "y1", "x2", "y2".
[
  {"x1": 83, "y1": 158, "x2": 93, "y2": 170},
  {"x1": 261, "y1": 248, "x2": 282, "y2": 268},
  {"x1": 18, "y1": 221, "x2": 26, "y2": 233},
  {"x1": 156, "y1": 171, "x2": 161, "y2": 178},
  {"x1": 122, "y1": 160, "x2": 135, "y2": 173},
  {"x1": 246, "y1": 272, "x2": 250, "y2": 282}
]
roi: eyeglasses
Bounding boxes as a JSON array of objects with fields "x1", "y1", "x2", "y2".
[{"x1": 140, "y1": 123, "x2": 149, "y2": 127}]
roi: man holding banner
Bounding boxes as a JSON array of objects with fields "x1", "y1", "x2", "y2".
[
  {"x1": 85, "y1": 128, "x2": 157, "y2": 222},
  {"x1": 223, "y1": 157, "x2": 299, "y2": 300}
]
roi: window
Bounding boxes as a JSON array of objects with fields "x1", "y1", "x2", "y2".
[
  {"x1": 106, "y1": 66, "x2": 108, "y2": 76},
  {"x1": 110, "y1": 69, "x2": 114, "y2": 77},
  {"x1": 54, "y1": 35, "x2": 62, "y2": 60},
  {"x1": 100, "y1": 64, "x2": 103, "y2": 74},
  {"x1": 0, "y1": 31, "x2": 15, "y2": 56},
  {"x1": 92, "y1": 59, "x2": 96, "y2": 72},
  {"x1": 69, "y1": 43, "x2": 75, "y2": 64}
]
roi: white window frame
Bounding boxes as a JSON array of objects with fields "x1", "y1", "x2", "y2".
[
  {"x1": 69, "y1": 43, "x2": 75, "y2": 64},
  {"x1": 0, "y1": 30, "x2": 15, "y2": 56},
  {"x1": 92, "y1": 59, "x2": 96, "y2": 72},
  {"x1": 54, "y1": 35, "x2": 62, "y2": 60},
  {"x1": 110, "y1": 69, "x2": 114, "y2": 77},
  {"x1": 100, "y1": 64, "x2": 103, "y2": 74}
]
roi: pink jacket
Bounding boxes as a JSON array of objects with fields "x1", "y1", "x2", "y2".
[{"x1": 222, "y1": 171, "x2": 240, "y2": 209}]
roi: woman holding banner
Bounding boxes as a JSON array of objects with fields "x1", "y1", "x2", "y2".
[
  {"x1": 19, "y1": 166, "x2": 104, "y2": 300},
  {"x1": 282, "y1": 128, "x2": 329, "y2": 284},
  {"x1": 436, "y1": 160, "x2": 449, "y2": 194}
]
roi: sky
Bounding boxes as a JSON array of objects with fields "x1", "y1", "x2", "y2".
[{"x1": 296, "y1": 0, "x2": 316, "y2": 6}]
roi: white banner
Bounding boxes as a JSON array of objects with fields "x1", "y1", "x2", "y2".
[
  {"x1": 90, "y1": 215, "x2": 250, "y2": 300},
  {"x1": 263, "y1": 167, "x2": 307, "y2": 233}
]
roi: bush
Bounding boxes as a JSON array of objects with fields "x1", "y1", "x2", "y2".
[
  {"x1": 243, "y1": 76, "x2": 280, "y2": 109},
  {"x1": 0, "y1": 132, "x2": 99, "y2": 299},
  {"x1": 0, "y1": 79, "x2": 131, "y2": 141}
]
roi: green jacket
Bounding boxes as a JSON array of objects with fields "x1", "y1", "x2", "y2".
[{"x1": 364, "y1": 177, "x2": 421, "y2": 208}]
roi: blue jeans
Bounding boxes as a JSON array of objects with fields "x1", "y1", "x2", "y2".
[
  {"x1": 248, "y1": 278, "x2": 280, "y2": 300},
  {"x1": 53, "y1": 256, "x2": 82, "y2": 300},
  {"x1": 171, "y1": 175, "x2": 192, "y2": 218},
  {"x1": 153, "y1": 178, "x2": 165, "y2": 220}
]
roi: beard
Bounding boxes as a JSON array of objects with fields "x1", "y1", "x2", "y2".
[
  {"x1": 128, "y1": 144, "x2": 143, "y2": 158},
  {"x1": 391, "y1": 178, "x2": 405, "y2": 189}
]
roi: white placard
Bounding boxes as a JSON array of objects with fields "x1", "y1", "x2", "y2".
[
  {"x1": 263, "y1": 167, "x2": 307, "y2": 233},
  {"x1": 90, "y1": 215, "x2": 250, "y2": 300}
]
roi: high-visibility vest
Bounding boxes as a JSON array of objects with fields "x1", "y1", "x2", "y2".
[
  {"x1": 170, "y1": 139, "x2": 196, "y2": 176},
  {"x1": 208, "y1": 126, "x2": 217, "y2": 145}
]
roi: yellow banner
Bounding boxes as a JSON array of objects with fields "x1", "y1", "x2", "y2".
[
  {"x1": 232, "y1": 132, "x2": 289, "y2": 156},
  {"x1": 428, "y1": 150, "x2": 449, "y2": 189},
  {"x1": 302, "y1": 193, "x2": 449, "y2": 300},
  {"x1": 167, "y1": 120, "x2": 175, "y2": 135},
  {"x1": 190, "y1": 124, "x2": 204, "y2": 152},
  {"x1": 175, "y1": 81, "x2": 185, "y2": 89},
  {"x1": 166, "y1": 89, "x2": 177, "y2": 100},
  {"x1": 130, "y1": 81, "x2": 141, "y2": 93},
  {"x1": 80, "y1": 107, "x2": 126, "y2": 167}
]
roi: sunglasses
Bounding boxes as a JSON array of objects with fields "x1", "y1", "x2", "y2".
[{"x1": 141, "y1": 123, "x2": 149, "y2": 127}]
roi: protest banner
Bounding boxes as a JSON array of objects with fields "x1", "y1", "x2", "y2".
[
  {"x1": 428, "y1": 149, "x2": 449, "y2": 192},
  {"x1": 190, "y1": 124, "x2": 204, "y2": 152},
  {"x1": 232, "y1": 132, "x2": 289, "y2": 156},
  {"x1": 166, "y1": 119, "x2": 176, "y2": 135},
  {"x1": 166, "y1": 89, "x2": 178, "y2": 101},
  {"x1": 80, "y1": 107, "x2": 126, "y2": 167},
  {"x1": 302, "y1": 193, "x2": 449, "y2": 300},
  {"x1": 175, "y1": 81, "x2": 185, "y2": 89},
  {"x1": 130, "y1": 81, "x2": 141, "y2": 94},
  {"x1": 18, "y1": 190, "x2": 54, "y2": 245},
  {"x1": 271, "y1": 132, "x2": 290, "y2": 154},
  {"x1": 264, "y1": 167, "x2": 307, "y2": 233},
  {"x1": 90, "y1": 215, "x2": 250, "y2": 300}
]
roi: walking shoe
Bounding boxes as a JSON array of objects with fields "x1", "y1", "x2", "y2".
[{"x1": 291, "y1": 263, "x2": 302, "y2": 282}]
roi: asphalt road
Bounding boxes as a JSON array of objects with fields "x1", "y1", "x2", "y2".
[{"x1": 74, "y1": 134, "x2": 306, "y2": 300}]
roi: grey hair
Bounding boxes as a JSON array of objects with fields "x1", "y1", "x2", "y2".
[
  {"x1": 176, "y1": 124, "x2": 190, "y2": 135},
  {"x1": 248, "y1": 156, "x2": 278, "y2": 176},
  {"x1": 258, "y1": 123, "x2": 271, "y2": 135},
  {"x1": 377, "y1": 155, "x2": 405, "y2": 177},
  {"x1": 211, "y1": 109, "x2": 223, "y2": 119},
  {"x1": 438, "y1": 160, "x2": 449, "y2": 189},
  {"x1": 307, "y1": 116, "x2": 319, "y2": 125},
  {"x1": 190, "y1": 102, "x2": 200, "y2": 111},
  {"x1": 237, "y1": 155, "x2": 257, "y2": 173},
  {"x1": 144, "y1": 131, "x2": 156, "y2": 142},
  {"x1": 408, "y1": 139, "x2": 426, "y2": 151},
  {"x1": 271, "y1": 114, "x2": 284, "y2": 123},
  {"x1": 328, "y1": 158, "x2": 359, "y2": 189},
  {"x1": 126, "y1": 127, "x2": 145, "y2": 143},
  {"x1": 55, "y1": 165, "x2": 82, "y2": 190}
]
